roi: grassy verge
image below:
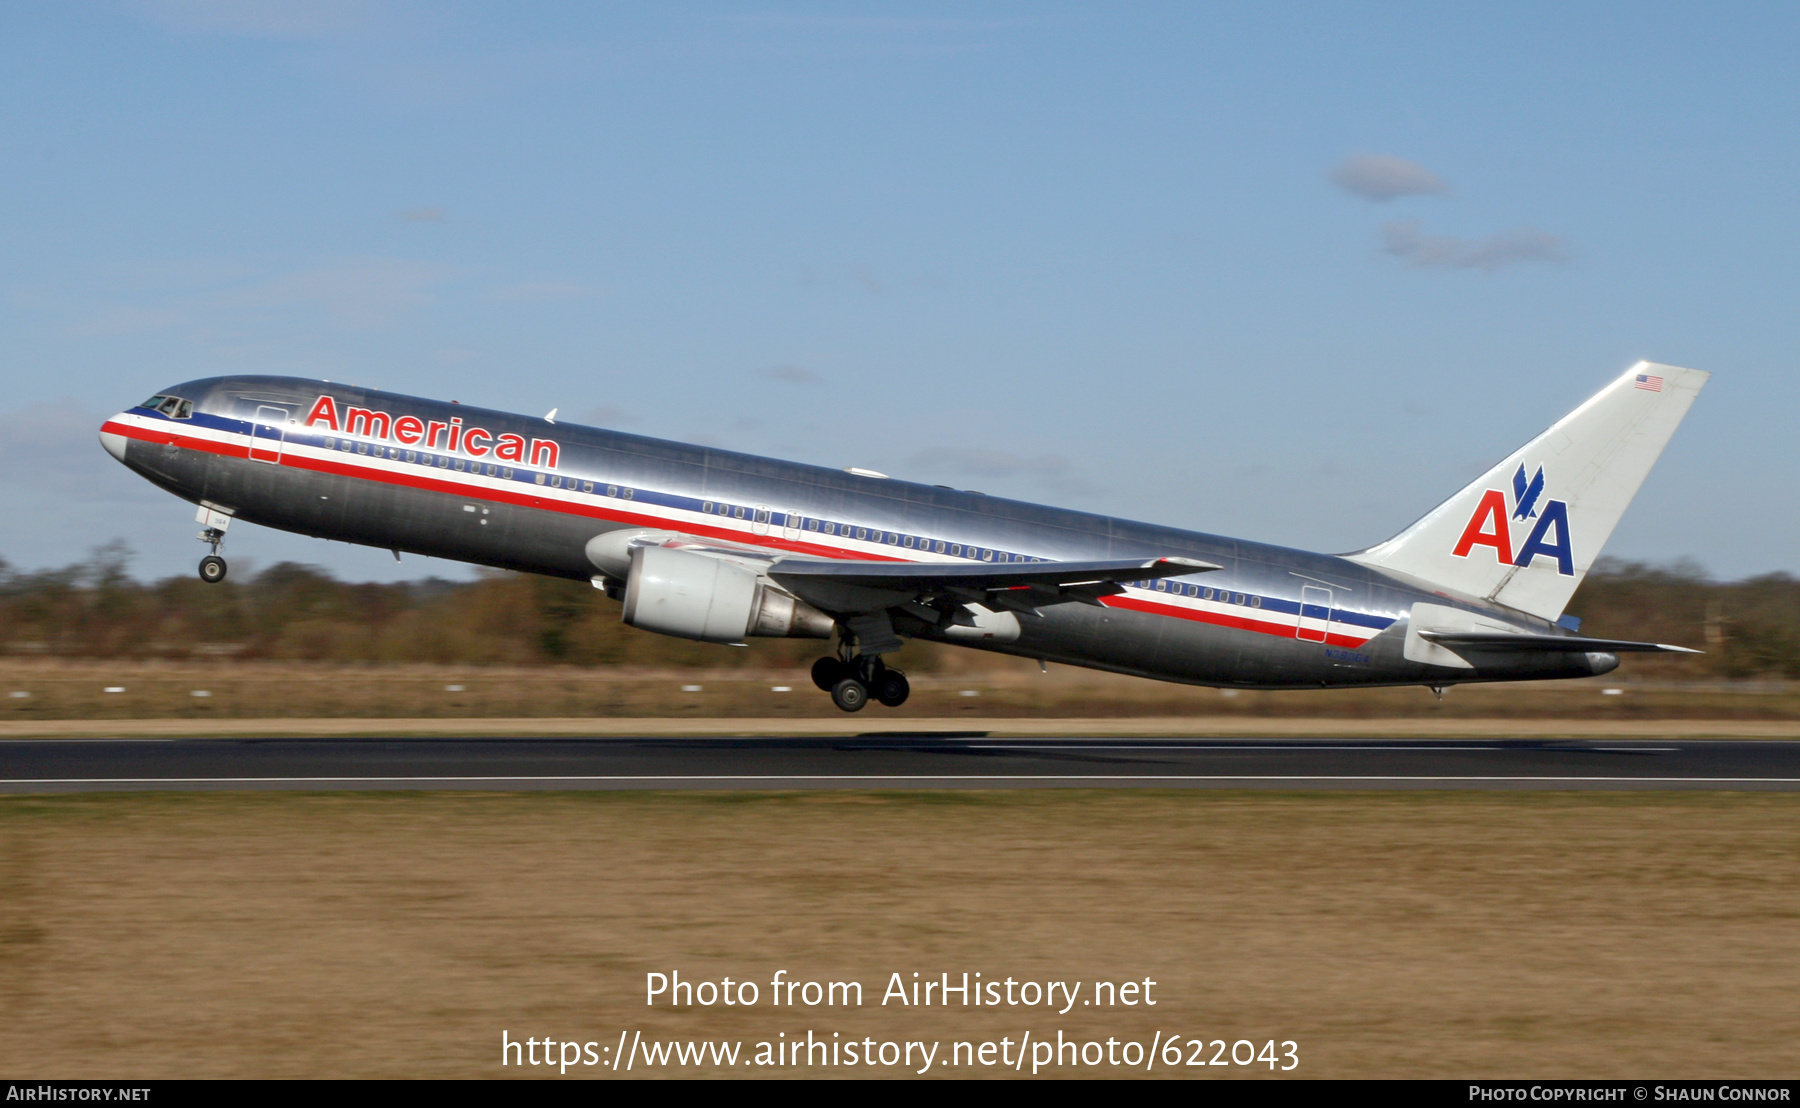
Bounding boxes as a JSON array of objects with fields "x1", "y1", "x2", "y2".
[
  {"x1": 1, "y1": 790, "x2": 1796, "y2": 1077},
  {"x1": 5, "y1": 716, "x2": 1800, "y2": 740},
  {"x1": 2, "y1": 660, "x2": 1798, "y2": 722}
]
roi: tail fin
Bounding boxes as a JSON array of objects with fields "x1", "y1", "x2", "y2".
[{"x1": 1345, "y1": 361, "x2": 1708, "y2": 621}]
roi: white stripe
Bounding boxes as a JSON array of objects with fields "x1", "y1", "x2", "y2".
[{"x1": 122, "y1": 412, "x2": 1390, "y2": 637}]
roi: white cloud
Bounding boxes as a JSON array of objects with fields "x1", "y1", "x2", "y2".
[
  {"x1": 77, "y1": 305, "x2": 187, "y2": 335},
  {"x1": 721, "y1": 14, "x2": 1021, "y2": 34},
  {"x1": 490, "y1": 281, "x2": 607, "y2": 302},
  {"x1": 137, "y1": 0, "x2": 375, "y2": 40},
  {"x1": 1329, "y1": 154, "x2": 1449, "y2": 202},
  {"x1": 241, "y1": 256, "x2": 458, "y2": 328},
  {"x1": 909, "y1": 447, "x2": 1069, "y2": 480},
  {"x1": 762, "y1": 365, "x2": 821, "y2": 385},
  {"x1": 579, "y1": 405, "x2": 637, "y2": 426},
  {"x1": 1380, "y1": 221, "x2": 1569, "y2": 271},
  {"x1": 0, "y1": 401, "x2": 148, "y2": 500}
]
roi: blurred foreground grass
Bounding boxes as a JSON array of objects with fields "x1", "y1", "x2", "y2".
[{"x1": 1, "y1": 790, "x2": 1795, "y2": 1078}]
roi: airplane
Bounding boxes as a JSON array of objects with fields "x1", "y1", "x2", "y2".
[{"x1": 98, "y1": 361, "x2": 1705, "y2": 711}]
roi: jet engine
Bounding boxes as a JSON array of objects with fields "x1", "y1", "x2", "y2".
[{"x1": 621, "y1": 545, "x2": 833, "y2": 643}]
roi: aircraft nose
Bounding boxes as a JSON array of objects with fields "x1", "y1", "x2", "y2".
[{"x1": 99, "y1": 415, "x2": 130, "y2": 462}]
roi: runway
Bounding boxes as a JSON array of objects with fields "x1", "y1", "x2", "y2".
[{"x1": 4, "y1": 735, "x2": 1800, "y2": 791}]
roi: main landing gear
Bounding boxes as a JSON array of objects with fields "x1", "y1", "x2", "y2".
[{"x1": 811, "y1": 654, "x2": 910, "y2": 713}]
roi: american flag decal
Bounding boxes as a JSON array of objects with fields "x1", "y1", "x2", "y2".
[{"x1": 1634, "y1": 374, "x2": 1664, "y2": 392}]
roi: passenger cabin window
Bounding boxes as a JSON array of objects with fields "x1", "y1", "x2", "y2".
[
  {"x1": 806, "y1": 519, "x2": 819, "y2": 531},
  {"x1": 703, "y1": 501, "x2": 714, "y2": 513}
]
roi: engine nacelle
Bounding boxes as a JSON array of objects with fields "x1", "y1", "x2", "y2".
[{"x1": 621, "y1": 545, "x2": 833, "y2": 643}]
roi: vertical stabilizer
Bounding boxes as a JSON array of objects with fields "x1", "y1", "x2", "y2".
[{"x1": 1345, "y1": 361, "x2": 1708, "y2": 621}]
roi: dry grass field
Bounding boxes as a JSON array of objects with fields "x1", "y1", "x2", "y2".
[
  {"x1": 2, "y1": 790, "x2": 1796, "y2": 1078},
  {"x1": 3, "y1": 659, "x2": 1798, "y2": 723}
]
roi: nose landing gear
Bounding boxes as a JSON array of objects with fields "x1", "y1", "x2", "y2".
[
  {"x1": 812, "y1": 653, "x2": 911, "y2": 713},
  {"x1": 196, "y1": 516, "x2": 229, "y2": 584}
]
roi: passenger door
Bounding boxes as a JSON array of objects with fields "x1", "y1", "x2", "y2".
[
  {"x1": 1297, "y1": 585, "x2": 1332, "y2": 642},
  {"x1": 249, "y1": 405, "x2": 288, "y2": 464}
]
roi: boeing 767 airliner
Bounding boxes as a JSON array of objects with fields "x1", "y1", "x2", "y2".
[{"x1": 99, "y1": 362, "x2": 1704, "y2": 711}]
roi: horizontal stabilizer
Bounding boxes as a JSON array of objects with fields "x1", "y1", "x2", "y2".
[{"x1": 1418, "y1": 630, "x2": 1700, "y2": 654}]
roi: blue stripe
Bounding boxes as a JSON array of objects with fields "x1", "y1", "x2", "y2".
[{"x1": 165, "y1": 406, "x2": 1399, "y2": 636}]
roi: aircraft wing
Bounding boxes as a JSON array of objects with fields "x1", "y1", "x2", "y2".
[
  {"x1": 1417, "y1": 631, "x2": 1700, "y2": 654},
  {"x1": 767, "y1": 554, "x2": 1219, "y2": 617}
]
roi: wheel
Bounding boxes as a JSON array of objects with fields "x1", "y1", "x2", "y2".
[
  {"x1": 874, "y1": 669, "x2": 910, "y2": 707},
  {"x1": 198, "y1": 555, "x2": 227, "y2": 584},
  {"x1": 830, "y1": 677, "x2": 869, "y2": 713},
  {"x1": 811, "y1": 656, "x2": 845, "y2": 692}
]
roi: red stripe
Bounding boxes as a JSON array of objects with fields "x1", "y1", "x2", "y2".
[
  {"x1": 109, "y1": 419, "x2": 1380, "y2": 647},
  {"x1": 103, "y1": 420, "x2": 903, "y2": 563},
  {"x1": 1104, "y1": 594, "x2": 1375, "y2": 648}
]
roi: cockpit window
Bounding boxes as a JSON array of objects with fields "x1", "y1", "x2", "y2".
[
  {"x1": 142, "y1": 394, "x2": 168, "y2": 410},
  {"x1": 153, "y1": 396, "x2": 194, "y2": 419}
]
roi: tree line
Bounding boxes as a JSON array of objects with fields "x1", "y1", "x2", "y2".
[{"x1": 2, "y1": 542, "x2": 1795, "y2": 677}]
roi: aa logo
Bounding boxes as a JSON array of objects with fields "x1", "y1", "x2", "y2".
[{"x1": 1451, "y1": 464, "x2": 1574, "y2": 576}]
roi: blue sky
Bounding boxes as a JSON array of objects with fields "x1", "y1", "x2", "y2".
[{"x1": 3, "y1": 2, "x2": 1795, "y2": 582}]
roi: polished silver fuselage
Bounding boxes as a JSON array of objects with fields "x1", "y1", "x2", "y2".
[{"x1": 103, "y1": 376, "x2": 1609, "y2": 688}]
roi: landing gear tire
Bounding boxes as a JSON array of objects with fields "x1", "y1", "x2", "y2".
[
  {"x1": 811, "y1": 656, "x2": 845, "y2": 692},
  {"x1": 874, "y1": 669, "x2": 910, "y2": 708},
  {"x1": 198, "y1": 555, "x2": 227, "y2": 584},
  {"x1": 830, "y1": 677, "x2": 869, "y2": 713}
]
